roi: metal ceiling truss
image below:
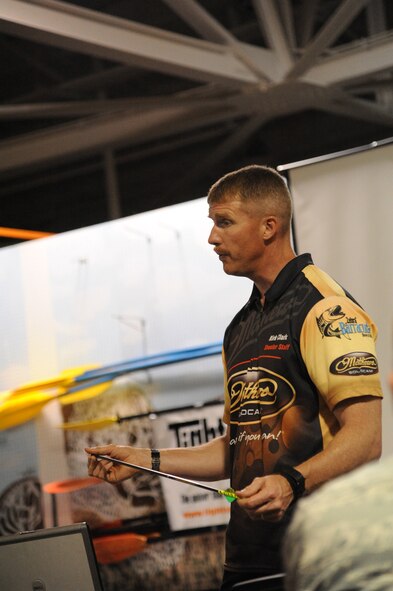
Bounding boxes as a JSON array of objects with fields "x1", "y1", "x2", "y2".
[{"x1": 0, "y1": 0, "x2": 393, "y2": 177}]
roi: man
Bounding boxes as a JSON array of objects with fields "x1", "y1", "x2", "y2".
[
  {"x1": 86, "y1": 165, "x2": 382, "y2": 591},
  {"x1": 283, "y1": 371, "x2": 393, "y2": 591}
]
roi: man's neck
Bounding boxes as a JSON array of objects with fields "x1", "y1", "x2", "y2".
[{"x1": 253, "y1": 246, "x2": 296, "y2": 298}]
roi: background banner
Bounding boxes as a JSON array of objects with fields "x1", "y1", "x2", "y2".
[
  {"x1": 152, "y1": 402, "x2": 230, "y2": 531},
  {"x1": 0, "y1": 198, "x2": 250, "y2": 528}
]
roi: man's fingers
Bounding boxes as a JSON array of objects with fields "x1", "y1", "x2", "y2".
[
  {"x1": 251, "y1": 508, "x2": 285, "y2": 522},
  {"x1": 85, "y1": 444, "x2": 115, "y2": 456},
  {"x1": 236, "y1": 477, "x2": 264, "y2": 499},
  {"x1": 87, "y1": 451, "x2": 115, "y2": 480},
  {"x1": 244, "y1": 499, "x2": 286, "y2": 522},
  {"x1": 236, "y1": 475, "x2": 291, "y2": 522}
]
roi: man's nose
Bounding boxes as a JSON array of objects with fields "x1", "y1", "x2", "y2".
[{"x1": 208, "y1": 226, "x2": 220, "y2": 245}]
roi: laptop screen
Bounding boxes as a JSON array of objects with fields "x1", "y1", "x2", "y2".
[{"x1": 0, "y1": 522, "x2": 103, "y2": 591}]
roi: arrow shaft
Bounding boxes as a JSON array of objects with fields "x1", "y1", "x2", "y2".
[
  {"x1": 77, "y1": 343, "x2": 222, "y2": 384},
  {"x1": 93, "y1": 454, "x2": 222, "y2": 495}
]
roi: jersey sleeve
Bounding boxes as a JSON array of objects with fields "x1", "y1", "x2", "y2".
[{"x1": 300, "y1": 295, "x2": 383, "y2": 410}]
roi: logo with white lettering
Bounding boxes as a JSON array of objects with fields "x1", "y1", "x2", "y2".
[
  {"x1": 228, "y1": 366, "x2": 296, "y2": 424},
  {"x1": 330, "y1": 352, "x2": 378, "y2": 375},
  {"x1": 317, "y1": 305, "x2": 371, "y2": 339},
  {"x1": 268, "y1": 333, "x2": 288, "y2": 342}
]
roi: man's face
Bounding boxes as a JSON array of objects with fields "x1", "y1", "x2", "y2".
[{"x1": 208, "y1": 197, "x2": 266, "y2": 279}]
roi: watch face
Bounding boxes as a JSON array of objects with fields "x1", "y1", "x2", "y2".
[
  {"x1": 293, "y1": 470, "x2": 305, "y2": 488},
  {"x1": 292, "y1": 469, "x2": 304, "y2": 484}
]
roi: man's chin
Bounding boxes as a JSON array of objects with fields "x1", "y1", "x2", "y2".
[{"x1": 222, "y1": 263, "x2": 242, "y2": 277}]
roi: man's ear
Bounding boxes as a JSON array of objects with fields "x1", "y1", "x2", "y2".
[{"x1": 261, "y1": 216, "x2": 278, "y2": 240}]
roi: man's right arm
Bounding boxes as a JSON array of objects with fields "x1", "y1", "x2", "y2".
[{"x1": 86, "y1": 428, "x2": 231, "y2": 484}]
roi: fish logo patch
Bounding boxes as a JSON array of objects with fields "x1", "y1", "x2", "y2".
[{"x1": 316, "y1": 305, "x2": 345, "y2": 338}]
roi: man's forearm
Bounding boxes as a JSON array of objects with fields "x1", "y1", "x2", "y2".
[
  {"x1": 297, "y1": 396, "x2": 382, "y2": 494},
  {"x1": 159, "y1": 430, "x2": 230, "y2": 481},
  {"x1": 128, "y1": 430, "x2": 231, "y2": 482}
]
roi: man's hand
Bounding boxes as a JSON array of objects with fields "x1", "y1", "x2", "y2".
[
  {"x1": 85, "y1": 444, "x2": 148, "y2": 484},
  {"x1": 236, "y1": 474, "x2": 294, "y2": 522}
]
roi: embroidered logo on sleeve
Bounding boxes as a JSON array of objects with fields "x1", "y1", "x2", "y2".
[
  {"x1": 316, "y1": 305, "x2": 371, "y2": 339},
  {"x1": 329, "y1": 352, "x2": 378, "y2": 375}
]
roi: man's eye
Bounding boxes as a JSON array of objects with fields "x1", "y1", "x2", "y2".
[{"x1": 218, "y1": 219, "x2": 231, "y2": 227}]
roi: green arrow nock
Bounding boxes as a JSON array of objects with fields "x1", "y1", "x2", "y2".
[{"x1": 217, "y1": 487, "x2": 238, "y2": 503}]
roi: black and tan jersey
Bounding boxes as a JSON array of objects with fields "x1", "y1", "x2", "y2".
[{"x1": 222, "y1": 253, "x2": 383, "y2": 574}]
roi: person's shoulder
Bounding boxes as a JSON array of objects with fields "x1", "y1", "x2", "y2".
[{"x1": 301, "y1": 264, "x2": 347, "y2": 299}]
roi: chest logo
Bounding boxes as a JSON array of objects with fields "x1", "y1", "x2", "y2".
[{"x1": 228, "y1": 366, "x2": 296, "y2": 424}]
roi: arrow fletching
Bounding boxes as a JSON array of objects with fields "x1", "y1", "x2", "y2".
[
  {"x1": 57, "y1": 379, "x2": 112, "y2": 406},
  {"x1": 59, "y1": 416, "x2": 119, "y2": 430},
  {"x1": 0, "y1": 391, "x2": 55, "y2": 431}
]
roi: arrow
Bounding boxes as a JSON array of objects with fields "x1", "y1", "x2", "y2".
[
  {"x1": 58, "y1": 397, "x2": 224, "y2": 431},
  {"x1": 92, "y1": 454, "x2": 237, "y2": 503},
  {"x1": 0, "y1": 342, "x2": 222, "y2": 431},
  {"x1": 0, "y1": 380, "x2": 111, "y2": 431}
]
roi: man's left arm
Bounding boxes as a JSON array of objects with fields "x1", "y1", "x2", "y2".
[
  {"x1": 297, "y1": 394, "x2": 381, "y2": 493},
  {"x1": 236, "y1": 395, "x2": 381, "y2": 521}
]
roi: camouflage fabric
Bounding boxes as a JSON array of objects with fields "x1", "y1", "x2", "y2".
[{"x1": 283, "y1": 456, "x2": 393, "y2": 591}]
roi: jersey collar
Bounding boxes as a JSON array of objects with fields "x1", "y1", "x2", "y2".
[{"x1": 250, "y1": 253, "x2": 313, "y2": 304}]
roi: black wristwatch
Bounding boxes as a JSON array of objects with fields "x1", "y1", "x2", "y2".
[
  {"x1": 151, "y1": 449, "x2": 160, "y2": 471},
  {"x1": 278, "y1": 465, "x2": 305, "y2": 501}
]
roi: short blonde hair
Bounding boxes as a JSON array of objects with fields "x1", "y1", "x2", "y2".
[{"x1": 208, "y1": 165, "x2": 292, "y2": 234}]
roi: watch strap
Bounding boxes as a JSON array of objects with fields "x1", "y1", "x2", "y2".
[
  {"x1": 278, "y1": 465, "x2": 305, "y2": 501},
  {"x1": 151, "y1": 449, "x2": 160, "y2": 471}
]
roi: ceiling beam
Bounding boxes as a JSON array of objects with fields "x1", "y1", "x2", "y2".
[
  {"x1": 0, "y1": 36, "x2": 63, "y2": 82},
  {"x1": 303, "y1": 33, "x2": 393, "y2": 86},
  {"x1": 278, "y1": 0, "x2": 297, "y2": 50},
  {"x1": 0, "y1": 80, "x2": 327, "y2": 175},
  {"x1": 346, "y1": 77, "x2": 393, "y2": 94},
  {"x1": 0, "y1": 0, "x2": 260, "y2": 86},
  {"x1": 318, "y1": 88, "x2": 393, "y2": 126},
  {"x1": 366, "y1": 0, "x2": 386, "y2": 34},
  {"x1": 252, "y1": 0, "x2": 294, "y2": 73},
  {"x1": 162, "y1": 0, "x2": 271, "y2": 84},
  {"x1": 286, "y1": 0, "x2": 373, "y2": 80},
  {"x1": 0, "y1": 99, "x2": 247, "y2": 174},
  {"x1": 365, "y1": 0, "x2": 392, "y2": 108},
  {"x1": 297, "y1": 0, "x2": 319, "y2": 48},
  {"x1": 0, "y1": 98, "x2": 186, "y2": 119},
  {"x1": 11, "y1": 65, "x2": 137, "y2": 103},
  {"x1": 0, "y1": 124, "x2": 235, "y2": 197},
  {"x1": 163, "y1": 0, "x2": 236, "y2": 45},
  {"x1": 3, "y1": 71, "x2": 393, "y2": 175},
  {"x1": 0, "y1": 91, "x2": 230, "y2": 119}
]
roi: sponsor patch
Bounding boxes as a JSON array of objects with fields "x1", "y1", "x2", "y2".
[
  {"x1": 317, "y1": 305, "x2": 371, "y2": 340},
  {"x1": 329, "y1": 352, "x2": 378, "y2": 375}
]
